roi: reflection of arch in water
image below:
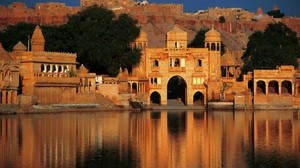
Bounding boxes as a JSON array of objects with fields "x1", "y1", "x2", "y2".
[
  {"x1": 268, "y1": 80, "x2": 279, "y2": 94},
  {"x1": 167, "y1": 76, "x2": 187, "y2": 105},
  {"x1": 256, "y1": 80, "x2": 266, "y2": 94},
  {"x1": 281, "y1": 80, "x2": 292, "y2": 94},
  {"x1": 150, "y1": 91, "x2": 161, "y2": 105},
  {"x1": 167, "y1": 112, "x2": 186, "y2": 134},
  {"x1": 193, "y1": 91, "x2": 204, "y2": 106},
  {"x1": 150, "y1": 111, "x2": 161, "y2": 119}
]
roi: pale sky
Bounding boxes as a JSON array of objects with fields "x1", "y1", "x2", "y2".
[{"x1": 1, "y1": 0, "x2": 299, "y2": 16}]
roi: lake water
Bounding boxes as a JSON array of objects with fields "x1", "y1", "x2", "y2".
[{"x1": 0, "y1": 110, "x2": 299, "y2": 168}]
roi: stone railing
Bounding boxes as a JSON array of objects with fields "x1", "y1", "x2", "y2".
[
  {"x1": 164, "y1": 48, "x2": 190, "y2": 52},
  {"x1": 34, "y1": 73, "x2": 79, "y2": 84}
]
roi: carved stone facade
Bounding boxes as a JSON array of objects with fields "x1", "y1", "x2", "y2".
[
  {"x1": 0, "y1": 26, "x2": 97, "y2": 107},
  {"x1": 0, "y1": 44, "x2": 19, "y2": 105},
  {"x1": 108, "y1": 25, "x2": 300, "y2": 108}
]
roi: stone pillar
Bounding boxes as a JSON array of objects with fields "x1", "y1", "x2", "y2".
[
  {"x1": 7, "y1": 91, "x2": 12, "y2": 104},
  {"x1": 278, "y1": 82, "x2": 282, "y2": 95},
  {"x1": 2, "y1": 91, "x2": 6, "y2": 104},
  {"x1": 253, "y1": 80, "x2": 257, "y2": 96},
  {"x1": 137, "y1": 82, "x2": 140, "y2": 93},
  {"x1": 292, "y1": 81, "x2": 295, "y2": 96},
  {"x1": 295, "y1": 84, "x2": 298, "y2": 97},
  {"x1": 129, "y1": 82, "x2": 132, "y2": 93},
  {"x1": 266, "y1": 82, "x2": 269, "y2": 95},
  {"x1": 12, "y1": 91, "x2": 17, "y2": 104}
]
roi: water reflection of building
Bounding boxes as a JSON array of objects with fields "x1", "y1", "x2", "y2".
[{"x1": 0, "y1": 110, "x2": 299, "y2": 167}]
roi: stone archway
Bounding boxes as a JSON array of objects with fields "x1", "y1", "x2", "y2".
[
  {"x1": 257, "y1": 80, "x2": 266, "y2": 94},
  {"x1": 282, "y1": 80, "x2": 292, "y2": 94},
  {"x1": 268, "y1": 80, "x2": 279, "y2": 94},
  {"x1": 132, "y1": 83, "x2": 137, "y2": 93},
  {"x1": 150, "y1": 91, "x2": 161, "y2": 105},
  {"x1": 193, "y1": 91, "x2": 204, "y2": 106},
  {"x1": 167, "y1": 75, "x2": 187, "y2": 105}
]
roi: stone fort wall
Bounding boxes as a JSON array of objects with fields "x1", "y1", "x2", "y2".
[{"x1": 0, "y1": 2, "x2": 300, "y2": 38}]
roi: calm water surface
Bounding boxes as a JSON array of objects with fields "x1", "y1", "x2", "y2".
[{"x1": 0, "y1": 110, "x2": 300, "y2": 168}]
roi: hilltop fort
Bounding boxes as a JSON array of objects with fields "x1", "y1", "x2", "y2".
[{"x1": 0, "y1": 0, "x2": 300, "y2": 51}]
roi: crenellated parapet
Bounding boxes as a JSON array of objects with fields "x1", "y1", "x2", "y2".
[{"x1": 0, "y1": 2, "x2": 80, "y2": 29}]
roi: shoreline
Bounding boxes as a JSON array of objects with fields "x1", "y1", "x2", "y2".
[{"x1": 1, "y1": 104, "x2": 299, "y2": 114}]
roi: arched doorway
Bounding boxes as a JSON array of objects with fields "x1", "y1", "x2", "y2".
[
  {"x1": 167, "y1": 76, "x2": 187, "y2": 105},
  {"x1": 268, "y1": 80, "x2": 279, "y2": 94},
  {"x1": 132, "y1": 83, "x2": 137, "y2": 93},
  {"x1": 257, "y1": 80, "x2": 266, "y2": 94},
  {"x1": 281, "y1": 80, "x2": 292, "y2": 94},
  {"x1": 193, "y1": 91, "x2": 204, "y2": 106},
  {"x1": 150, "y1": 91, "x2": 161, "y2": 105}
]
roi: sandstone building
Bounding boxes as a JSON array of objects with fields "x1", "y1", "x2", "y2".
[
  {"x1": 0, "y1": 44, "x2": 19, "y2": 105},
  {"x1": 103, "y1": 24, "x2": 300, "y2": 109},
  {"x1": 1, "y1": 26, "x2": 99, "y2": 108}
]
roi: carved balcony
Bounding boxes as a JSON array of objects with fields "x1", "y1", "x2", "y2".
[{"x1": 168, "y1": 66, "x2": 186, "y2": 72}]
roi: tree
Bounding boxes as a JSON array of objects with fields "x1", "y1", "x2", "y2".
[
  {"x1": 241, "y1": 22, "x2": 300, "y2": 74},
  {"x1": 188, "y1": 27, "x2": 226, "y2": 55},
  {"x1": 188, "y1": 28, "x2": 208, "y2": 48},
  {"x1": 0, "y1": 5, "x2": 141, "y2": 76},
  {"x1": 49, "y1": 5, "x2": 141, "y2": 76},
  {"x1": 0, "y1": 22, "x2": 36, "y2": 51},
  {"x1": 267, "y1": 10, "x2": 285, "y2": 18}
]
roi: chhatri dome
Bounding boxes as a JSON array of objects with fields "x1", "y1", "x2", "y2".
[
  {"x1": 167, "y1": 24, "x2": 187, "y2": 41},
  {"x1": 167, "y1": 24, "x2": 187, "y2": 48},
  {"x1": 205, "y1": 27, "x2": 221, "y2": 42},
  {"x1": 136, "y1": 29, "x2": 148, "y2": 42}
]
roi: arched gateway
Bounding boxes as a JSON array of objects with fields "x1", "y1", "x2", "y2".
[{"x1": 167, "y1": 76, "x2": 187, "y2": 105}]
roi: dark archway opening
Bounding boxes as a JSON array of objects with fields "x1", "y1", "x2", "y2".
[
  {"x1": 150, "y1": 91, "x2": 161, "y2": 105},
  {"x1": 268, "y1": 81, "x2": 279, "y2": 94},
  {"x1": 167, "y1": 76, "x2": 187, "y2": 105},
  {"x1": 132, "y1": 83, "x2": 137, "y2": 94},
  {"x1": 257, "y1": 81, "x2": 266, "y2": 94},
  {"x1": 193, "y1": 91, "x2": 204, "y2": 106},
  {"x1": 282, "y1": 81, "x2": 292, "y2": 94}
]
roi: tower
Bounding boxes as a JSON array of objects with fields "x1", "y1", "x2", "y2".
[
  {"x1": 132, "y1": 29, "x2": 148, "y2": 77},
  {"x1": 31, "y1": 26, "x2": 45, "y2": 51},
  {"x1": 205, "y1": 27, "x2": 221, "y2": 81}
]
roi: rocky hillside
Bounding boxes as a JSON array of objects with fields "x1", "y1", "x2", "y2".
[{"x1": 1, "y1": 2, "x2": 300, "y2": 51}]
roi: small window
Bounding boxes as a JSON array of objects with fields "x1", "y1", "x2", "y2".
[
  {"x1": 41, "y1": 64, "x2": 45, "y2": 72},
  {"x1": 197, "y1": 59, "x2": 202, "y2": 67},
  {"x1": 211, "y1": 43, "x2": 216, "y2": 51},
  {"x1": 153, "y1": 60, "x2": 159, "y2": 67}
]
